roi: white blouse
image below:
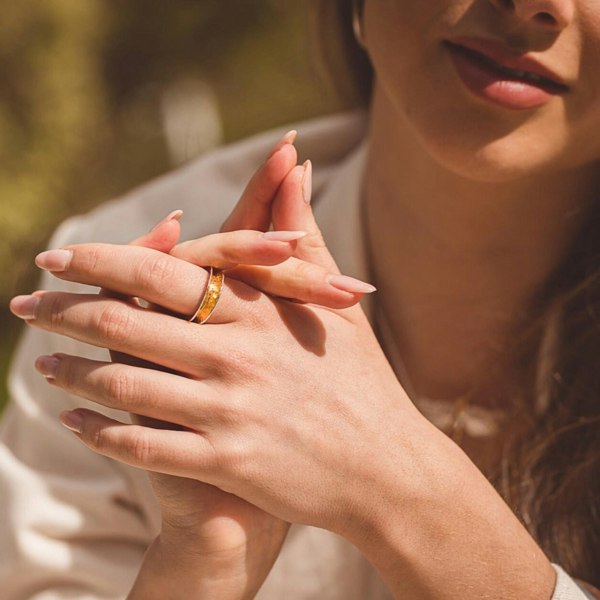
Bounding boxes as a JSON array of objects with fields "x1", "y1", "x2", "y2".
[{"x1": 0, "y1": 111, "x2": 591, "y2": 599}]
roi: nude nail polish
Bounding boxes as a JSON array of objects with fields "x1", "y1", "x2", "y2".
[
  {"x1": 268, "y1": 130, "x2": 297, "y2": 159},
  {"x1": 150, "y1": 209, "x2": 183, "y2": 232},
  {"x1": 302, "y1": 160, "x2": 313, "y2": 205},
  {"x1": 10, "y1": 295, "x2": 40, "y2": 319},
  {"x1": 327, "y1": 274, "x2": 377, "y2": 294},
  {"x1": 60, "y1": 411, "x2": 83, "y2": 433},
  {"x1": 35, "y1": 249, "x2": 73, "y2": 272},
  {"x1": 261, "y1": 231, "x2": 307, "y2": 242},
  {"x1": 35, "y1": 355, "x2": 61, "y2": 379}
]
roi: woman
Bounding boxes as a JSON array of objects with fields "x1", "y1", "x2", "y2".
[{"x1": 3, "y1": 0, "x2": 600, "y2": 598}]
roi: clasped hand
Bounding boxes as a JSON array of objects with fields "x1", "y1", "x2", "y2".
[{"x1": 10, "y1": 134, "x2": 432, "y2": 594}]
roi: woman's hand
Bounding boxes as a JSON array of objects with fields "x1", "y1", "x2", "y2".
[
  {"x1": 13, "y1": 131, "x2": 376, "y2": 598},
  {"x1": 10, "y1": 130, "x2": 397, "y2": 534},
  {"x1": 10, "y1": 230, "x2": 406, "y2": 536},
  {"x1": 109, "y1": 132, "x2": 308, "y2": 598},
  {"x1": 9, "y1": 137, "x2": 557, "y2": 599}
]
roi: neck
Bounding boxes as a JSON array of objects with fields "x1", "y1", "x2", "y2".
[{"x1": 365, "y1": 85, "x2": 597, "y2": 402}]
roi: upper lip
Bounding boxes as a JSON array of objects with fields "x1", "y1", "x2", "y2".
[{"x1": 445, "y1": 36, "x2": 570, "y2": 90}]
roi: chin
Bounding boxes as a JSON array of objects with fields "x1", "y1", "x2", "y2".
[
  {"x1": 426, "y1": 135, "x2": 554, "y2": 183},
  {"x1": 410, "y1": 104, "x2": 568, "y2": 183},
  {"x1": 378, "y1": 74, "x2": 574, "y2": 184}
]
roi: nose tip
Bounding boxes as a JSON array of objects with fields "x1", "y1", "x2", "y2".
[{"x1": 490, "y1": 0, "x2": 574, "y2": 30}]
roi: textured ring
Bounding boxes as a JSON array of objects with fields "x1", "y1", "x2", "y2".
[{"x1": 189, "y1": 267, "x2": 224, "y2": 324}]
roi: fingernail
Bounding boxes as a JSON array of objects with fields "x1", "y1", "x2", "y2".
[
  {"x1": 261, "y1": 230, "x2": 307, "y2": 242},
  {"x1": 302, "y1": 160, "x2": 312, "y2": 205},
  {"x1": 9, "y1": 295, "x2": 40, "y2": 319},
  {"x1": 60, "y1": 410, "x2": 83, "y2": 434},
  {"x1": 35, "y1": 249, "x2": 73, "y2": 272},
  {"x1": 327, "y1": 274, "x2": 377, "y2": 294},
  {"x1": 35, "y1": 355, "x2": 61, "y2": 379},
  {"x1": 150, "y1": 209, "x2": 183, "y2": 232},
  {"x1": 268, "y1": 130, "x2": 297, "y2": 159}
]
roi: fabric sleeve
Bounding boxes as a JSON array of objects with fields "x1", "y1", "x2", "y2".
[
  {"x1": 552, "y1": 565, "x2": 599, "y2": 600},
  {"x1": 0, "y1": 219, "x2": 161, "y2": 600}
]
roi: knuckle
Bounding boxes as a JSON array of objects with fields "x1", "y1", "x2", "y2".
[
  {"x1": 89, "y1": 424, "x2": 109, "y2": 453},
  {"x1": 304, "y1": 229, "x2": 327, "y2": 251},
  {"x1": 220, "y1": 244, "x2": 241, "y2": 265},
  {"x1": 80, "y1": 245, "x2": 104, "y2": 275},
  {"x1": 57, "y1": 357, "x2": 77, "y2": 390},
  {"x1": 292, "y1": 261, "x2": 324, "y2": 298},
  {"x1": 294, "y1": 259, "x2": 322, "y2": 281},
  {"x1": 213, "y1": 394, "x2": 247, "y2": 428},
  {"x1": 45, "y1": 294, "x2": 67, "y2": 330},
  {"x1": 135, "y1": 254, "x2": 178, "y2": 298},
  {"x1": 214, "y1": 437, "x2": 247, "y2": 475},
  {"x1": 94, "y1": 303, "x2": 135, "y2": 346},
  {"x1": 212, "y1": 339, "x2": 261, "y2": 381},
  {"x1": 106, "y1": 366, "x2": 137, "y2": 408},
  {"x1": 127, "y1": 430, "x2": 154, "y2": 464}
]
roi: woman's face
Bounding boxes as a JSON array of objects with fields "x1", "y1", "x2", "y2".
[{"x1": 363, "y1": 0, "x2": 600, "y2": 181}]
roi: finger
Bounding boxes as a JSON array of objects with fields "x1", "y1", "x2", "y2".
[
  {"x1": 170, "y1": 229, "x2": 306, "y2": 270},
  {"x1": 107, "y1": 210, "x2": 184, "y2": 368},
  {"x1": 228, "y1": 258, "x2": 375, "y2": 309},
  {"x1": 271, "y1": 162, "x2": 340, "y2": 273},
  {"x1": 10, "y1": 291, "x2": 233, "y2": 375},
  {"x1": 35, "y1": 238, "x2": 289, "y2": 318},
  {"x1": 99, "y1": 209, "x2": 182, "y2": 305},
  {"x1": 220, "y1": 133, "x2": 298, "y2": 232},
  {"x1": 130, "y1": 209, "x2": 183, "y2": 252},
  {"x1": 58, "y1": 408, "x2": 214, "y2": 479},
  {"x1": 36, "y1": 243, "x2": 207, "y2": 317},
  {"x1": 36, "y1": 353, "x2": 217, "y2": 427}
]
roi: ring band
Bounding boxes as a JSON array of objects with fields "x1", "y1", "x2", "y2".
[{"x1": 189, "y1": 267, "x2": 224, "y2": 324}]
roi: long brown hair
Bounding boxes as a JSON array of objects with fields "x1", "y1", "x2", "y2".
[{"x1": 308, "y1": 0, "x2": 600, "y2": 586}]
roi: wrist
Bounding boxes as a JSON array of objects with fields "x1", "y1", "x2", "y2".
[
  {"x1": 127, "y1": 533, "x2": 252, "y2": 600},
  {"x1": 342, "y1": 419, "x2": 556, "y2": 599}
]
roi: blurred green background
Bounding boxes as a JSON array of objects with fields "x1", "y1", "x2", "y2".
[{"x1": 0, "y1": 1, "x2": 345, "y2": 413}]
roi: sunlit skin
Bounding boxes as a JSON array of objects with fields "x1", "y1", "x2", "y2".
[
  {"x1": 8, "y1": 1, "x2": 600, "y2": 598},
  {"x1": 364, "y1": 0, "x2": 600, "y2": 402}
]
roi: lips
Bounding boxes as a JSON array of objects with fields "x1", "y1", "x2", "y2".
[{"x1": 443, "y1": 37, "x2": 570, "y2": 110}]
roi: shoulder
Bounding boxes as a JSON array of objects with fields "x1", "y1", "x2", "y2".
[{"x1": 51, "y1": 111, "x2": 367, "y2": 250}]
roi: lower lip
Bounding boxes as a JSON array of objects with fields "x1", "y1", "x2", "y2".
[{"x1": 444, "y1": 42, "x2": 562, "y2": 110}]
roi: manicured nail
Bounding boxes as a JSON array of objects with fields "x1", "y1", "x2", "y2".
[
  {"x1": 261, "y1": 230, "x2": 307, "y2": 242},
  {"x1": 9, "y1": 295, "x2": 40, "y2": 319},
  {"x1": 150, "y1": 209, "x2": 183, "y2": 232},
  {"x1": 302, "y1": 160, "x2": 312, "y2": 205},
  {"x1": 35, "y1": 249, "x2": 73, "y2": 272},
  {"x1": 268, "y1": 130, "x2": 297, "y2": 159},
  {"x1": 60, "y1": 410, "x2": 83, "y2": 434},
  {"x1": 327, "y1": 274, "x2": 376, "y2": 294},
  {"x1": 35, "y1": 355, "x2": 61, "y2": 379}
]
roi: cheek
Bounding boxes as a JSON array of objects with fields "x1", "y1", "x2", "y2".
[
  {"x1": 364, "y1": 1, "x2": 454, "y2": 130},
  {"x1": 563, "y1": 102, "x2": 600, "y2": 171},
  {"x1": 570, "y1": 9, "x2": 600, "y2": 166},
  {"x1": 364, "y1": 1, "x2": 529, "y2": 180},
  {"x1": 364, "y1": 0, "x2": 600, "y2": 182}
]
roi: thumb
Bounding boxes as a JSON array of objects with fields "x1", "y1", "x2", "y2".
[
  {"x1": 130, "y1": 209, "x2": 183, "y2": 252},
  {"x1": 220, "y1": 133, "x2": 298, "y2": 233},
  {"x1": 271, "y1": 160, "x2": 339, "y2": 273}
]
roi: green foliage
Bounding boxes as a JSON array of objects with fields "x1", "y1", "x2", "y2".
[{"x1": 0, "y1": 2, "x2": 341, "y2": 411}]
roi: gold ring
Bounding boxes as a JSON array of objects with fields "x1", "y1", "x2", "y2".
[{"x1": 189, "y1": 267, "x2": 224, "y2": 324}]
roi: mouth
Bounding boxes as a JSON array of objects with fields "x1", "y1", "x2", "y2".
[{"x1": 443, "y1": 39, "x2": 570, "y2": 95}]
